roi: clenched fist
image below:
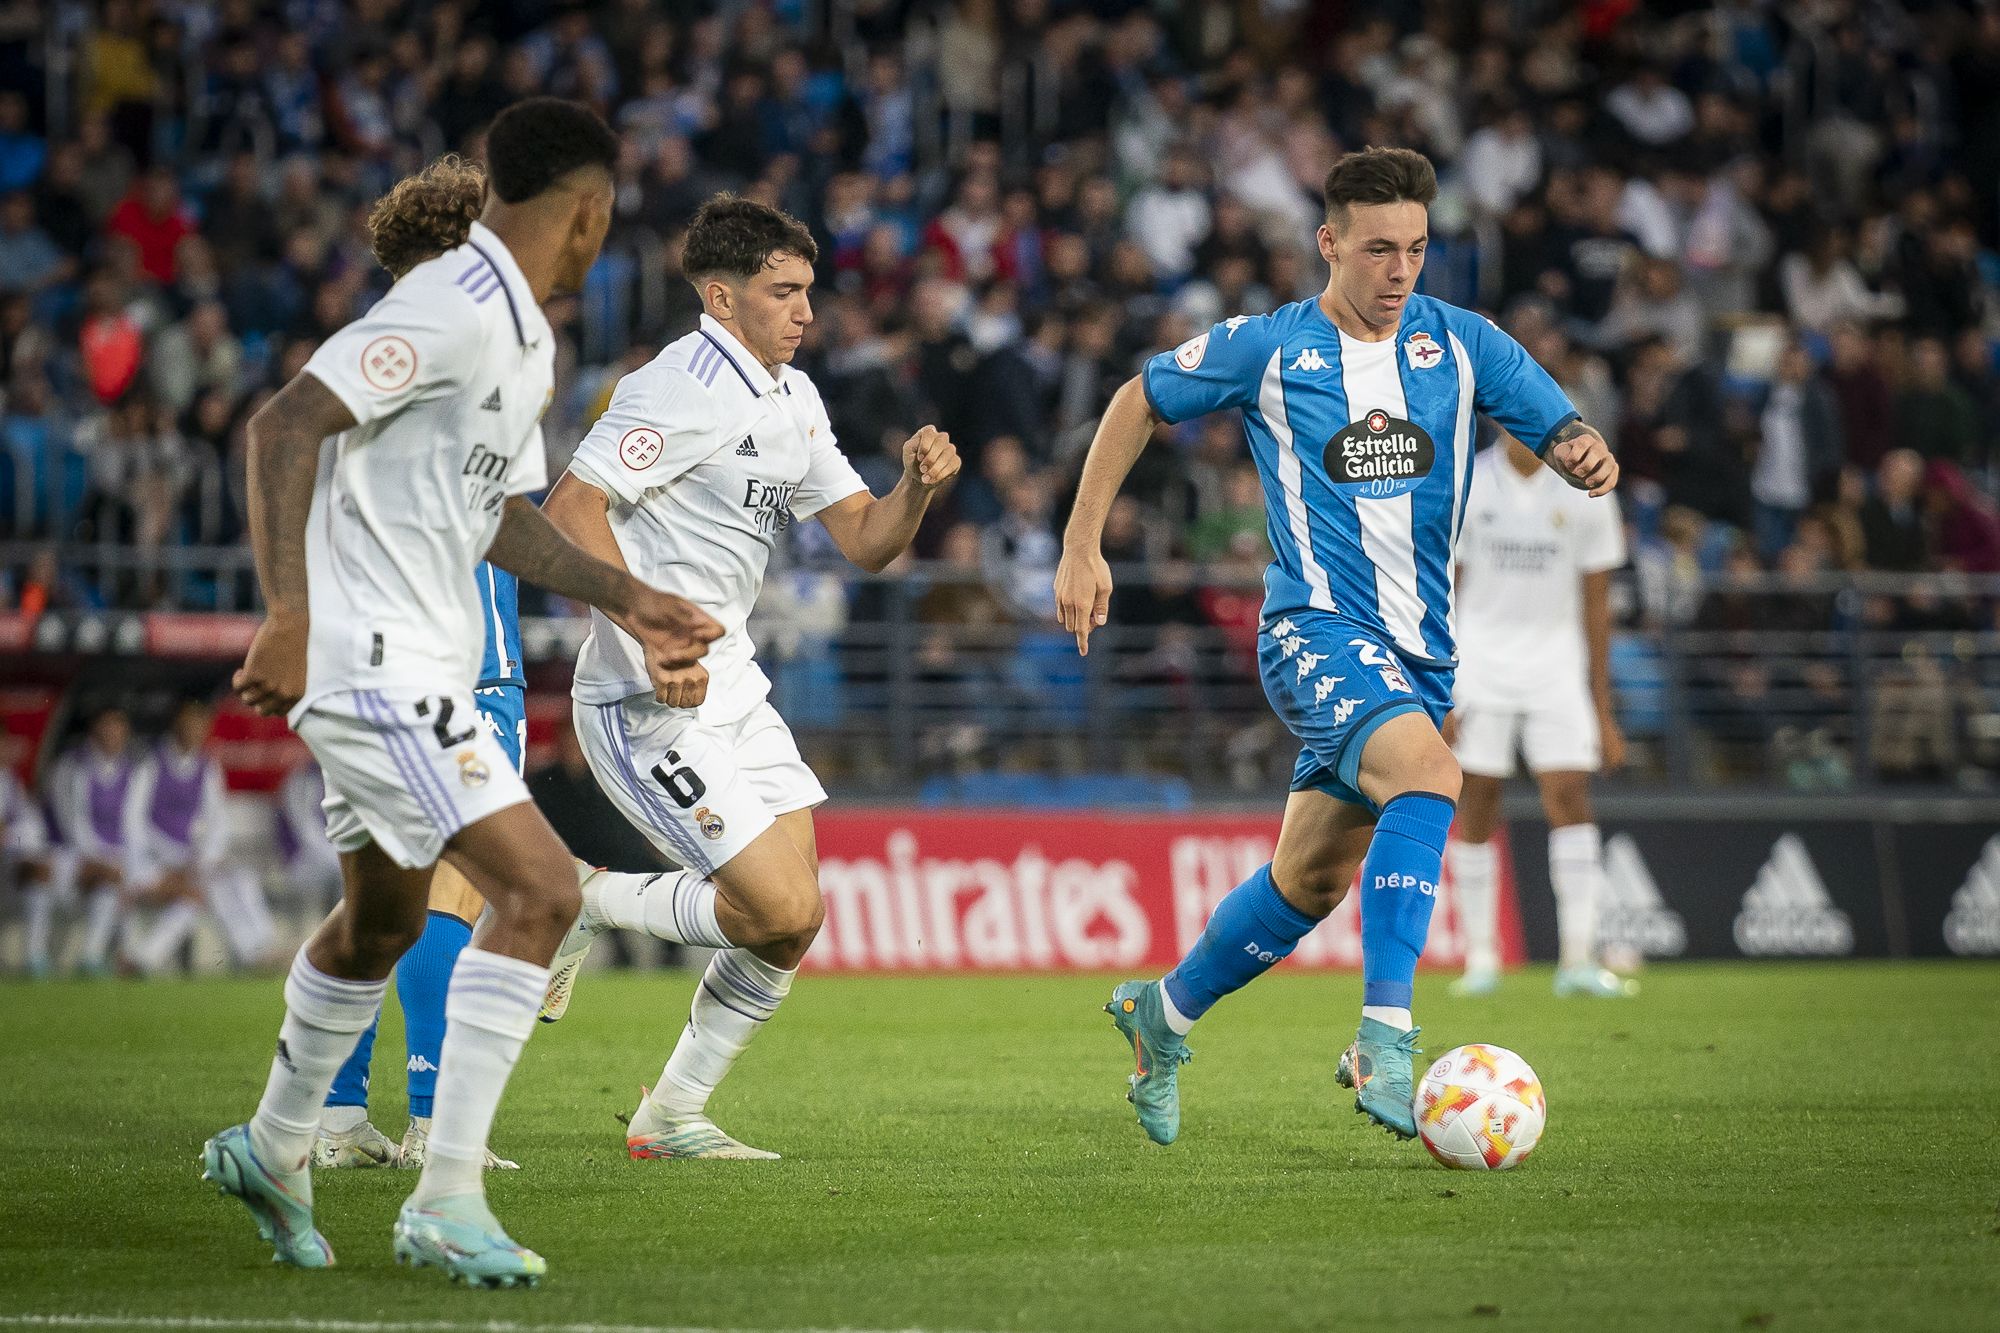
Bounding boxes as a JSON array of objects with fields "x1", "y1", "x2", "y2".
[{"x1": 903, "y1": 425, "x2": 961, "y2": 491}]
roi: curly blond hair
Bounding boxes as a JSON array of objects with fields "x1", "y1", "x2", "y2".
[{"x1": 367, "y1": 155, "x2": 487, "y2": 278}]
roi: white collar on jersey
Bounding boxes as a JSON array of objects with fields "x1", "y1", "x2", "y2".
[
  {"x1": 464, "y1": 220, "x2": 540, "y2": 350},
  {"x1": 697, "y1": 312, "x2": 783, "y2": 397}
]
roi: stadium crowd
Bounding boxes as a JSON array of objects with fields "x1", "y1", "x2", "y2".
[{"x1": 1, "y1": 0, "x2": 1998, "y2": 788}]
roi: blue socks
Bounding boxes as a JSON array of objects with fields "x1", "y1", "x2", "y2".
[
  {"x1": 1359, "y1": 792, "x2": 1456, "y2": 1010},
  {"x1": 395, "y1": 911, "x2": 474, "y2": 1118},
  {"x1": 1161, "y1": 864, "x2": 1319, "y2": 1027},
  {"x1": 324, "y1": 1005, "x2": 378, "y2": 1109},
  {"x1": 320, "y1": 910, "x2": 473, "y2": 1119}
]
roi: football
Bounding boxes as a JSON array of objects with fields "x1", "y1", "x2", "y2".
[{"x1": 1415, "y1": 1043, "x2": 1547, "y2": 1170}]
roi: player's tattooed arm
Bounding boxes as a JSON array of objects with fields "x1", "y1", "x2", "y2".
[
  {"x1": 490, "y1": 493, "x2": 721, "y2": 674},
  {"x1": 1056, "y1": 375, "x2": 1163, "y2": 655},
  {"x1": 1545, "y1": 420, "x2": 1619, "y2": 497},
  {"x1": 234, "y1": 373, "x2": 356, "y2": 715},
  {"x1": 818, "y1": 425, "x2": 961, "y2": 573}
]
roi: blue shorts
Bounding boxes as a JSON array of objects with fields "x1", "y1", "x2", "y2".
[
  {"x1": 474, "y1": 683, "x2": 528, "y2": 773},
  {"x1": 1256, "y1": 611, "x2": 1454, "y2": 810}
]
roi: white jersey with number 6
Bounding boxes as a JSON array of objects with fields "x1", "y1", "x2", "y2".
[
  {"x1": 567, "y1": 313, "x2": 867, "y2": 726},
  {"x1": 294, "y1": 220, "x2": 554, "y2": 719},
  {"x1": 1453, "y1": 445, "x2": 1625, "y2": 709}
]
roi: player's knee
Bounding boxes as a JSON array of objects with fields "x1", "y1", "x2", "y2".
[{"x1": 1274, "y1": 863, "x2": 1348, "y2": 917}]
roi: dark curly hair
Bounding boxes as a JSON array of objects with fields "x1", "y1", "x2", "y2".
[
  {"x1": 367, "y1": 155, "x2": 485, "y2": 278},
  {"x1": 682, "y1": 195, "x2": 819, "y2": 283},
  {"x1": 1323, "y1": 147, "x2": 1438, "y2": 227},
  {"x1": 485, "y1": 96, "x2": 618, "y2": 204}
]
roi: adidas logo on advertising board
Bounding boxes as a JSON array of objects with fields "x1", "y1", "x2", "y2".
[
  {"x1": 1944, "y1": 835, "x2": 2000, "y2": 956},
  {"x1": 1598, "y1": 833, "x2": 1687, "y2": 958},
  {"x1": 1733, "y1": 834, "x2": 1853, "y2": 956}
]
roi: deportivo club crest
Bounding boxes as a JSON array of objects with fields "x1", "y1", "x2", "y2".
[
  {"x1": 1405, "y1": 331, "x2": 1444, "y2": 369},
  {"x1": 694, "y1": 806, "x2": 727, "y2": 840}
]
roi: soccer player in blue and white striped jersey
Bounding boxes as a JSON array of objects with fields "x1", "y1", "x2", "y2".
[{"x1": 1056, "y1": 147, "x2": 1618, "y2": 1143}]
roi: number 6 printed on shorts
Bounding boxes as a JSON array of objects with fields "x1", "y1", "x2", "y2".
[{"x1": 651, "y1": 749, "x2": 707, "y2": 809}]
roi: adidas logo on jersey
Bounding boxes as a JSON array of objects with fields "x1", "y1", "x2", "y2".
[
  {"x1": 736, "y1": 436, "x2": 759, "y2": 457},
  {"x1": 1599, "y1": 834, "x2": 1687, "y2": 957},
  {"x1": 1289, "y1": 347, "x2": 1330, "y2": 372},
  {"x1": 1732, "y1": 834, "x2": 1853, "y2": 956},
  {"x1": 480, "y1": 387, "x2": 502, "y2": 411},
  {"x1": 1944, "y1": 835, "x2": 2000, "y2": 955}
]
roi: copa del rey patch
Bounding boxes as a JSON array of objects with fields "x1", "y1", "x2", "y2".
[
  {"x1": 1174, "y1": 331, "x2": 1210, "y2": 370},
  {"x1": 1405, "y1": 331, "x2": 1444, "y2": 369}
]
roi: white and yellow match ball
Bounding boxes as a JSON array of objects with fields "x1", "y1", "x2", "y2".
[{"x1": 1414, "y1": 1043, "x2": 1546, "y2": 1171}]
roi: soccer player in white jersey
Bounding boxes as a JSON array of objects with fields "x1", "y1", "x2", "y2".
[
  {"x1": 1056, "y1": 147, "x2": 1619, "y2": 1144},
  {"x1": 536, "y1": 196, "x2": 959, "y2": 1160},
  {"x1": 202, "y1": 100, "x2": 720, "y2": 1287},
  {"x1": 1445, "y1": 428, "x2": 1636, "y2": 999}
]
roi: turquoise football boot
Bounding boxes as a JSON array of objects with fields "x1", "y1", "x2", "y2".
[
  {"x1": 393, "y1": 1194, "x2": 546, "y2": 1289},
  {"x1": 200, "y1": 1124, "x2": 334, "y2": 1268},
  {"x1": 1333, "y1": 1017, "x2": 1422, "y2": 1139},
  {"x1": 1554, "y1": 965, "x2": 1638, "y2": 998},
  {"x1": 1105, "y1": 980, "x2": 1191, "y2": 1145}
]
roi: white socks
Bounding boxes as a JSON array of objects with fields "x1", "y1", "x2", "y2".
[
  {"x1": 205, "y1": 865, "x2": 278, "y2": 964},
  {"x1": 127, "y1": 900, "x2": 202, "y2": 974},
  {"x1": 584, "y1": 869, "x2": 732, "y2": 949},
  {"x1": 1361, "y1": 1005, "x2": 1414, "y2": 1031},
  {"x1": 1550, "y1": 823, "x2": 1605, "y2": 970},
  {"x1": 411, "y1": 947, "x2": 547, "y2": 1205},
  {"x1": 80, "y1": 889, "x2": 121, "y2": 967},
  {"x1": 320, "y1": 1104, "x2": 369, "y2": 1134},
  {"x1": 22, "y1": 886, "x2": 52, "y2": 969},
  {"x1": 249, "y1": 952, "x2": 386, "y2": 1179},
  {"x1": 654, "y1": 949, "x2": 795, "y2": 1117},
  {"x1": 1449, "y1": 838, "x2": 1501, "y2": 975},
  {"x1": 1157, "y1": 981, "x2": 1194, "y2": 1035}
]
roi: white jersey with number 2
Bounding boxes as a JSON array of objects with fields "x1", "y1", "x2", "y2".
[
  {"x1": 294, "y1": 220, "x2": 554, "y2": 720},
  {"x1": 1453, "y1": 444, "x2": 1625, "y2": 709}
]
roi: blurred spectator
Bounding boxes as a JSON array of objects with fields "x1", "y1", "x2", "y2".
[
  {"x1": 1927, "y1": 460, "x2": 2000, "y2": 574},
  {"x1": 1861, "y1": 450, "x2": 1934, "y2": 572},
  {"x1": 0, "y1": 190, "x2": 69, "y2": 296},
  {"x1": 1898, "y1": 337, "x2": 1982, "y2": 470},
  {"x1": 104, "y1": 168, "x2": 195, "y2": 285},
  {"x1": 1750, "y1": 340, "x2": 1844, "y2": 558},
  {"x1": 1782, "y1": 228, "x2": 1902, "y2": 334},
  {"x1": 147, "y1": 302, "x2": 240, "y2": 416},
  {"x1": 1827, "y1": 323, "x2": 1897, "y2": 472}
]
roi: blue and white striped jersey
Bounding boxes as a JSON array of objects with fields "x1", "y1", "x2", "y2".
[
  {"x1": 475, "y1": 561, "x2": 524, "y2": 688},
  {"x1": 1141, "y1": 294, "x2": 1578, "y2": 665}
]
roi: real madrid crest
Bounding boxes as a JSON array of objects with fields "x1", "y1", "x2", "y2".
[
  {"x1": 457, "y1": 752, "x2": 491, "y2": 788},
  {"x1": 693, "y1": 806, "x2": 727, "y2": 840}
]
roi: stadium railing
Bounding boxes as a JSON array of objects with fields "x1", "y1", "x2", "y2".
[{"x1": 4, "y1": 542, "x2": 1995, "y2": 794}]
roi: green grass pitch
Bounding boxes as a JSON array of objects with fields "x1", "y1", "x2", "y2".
[{"x1": 2, "y1": 962, "x2": 1997, "y2": 1332}]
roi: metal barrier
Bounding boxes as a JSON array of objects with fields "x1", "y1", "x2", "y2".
[{"x1": 4, "y1": 544, "x2": 1995, "y2": 792}]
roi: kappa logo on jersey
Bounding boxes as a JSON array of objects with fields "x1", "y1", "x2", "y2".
[
  {"x1": 1326, "y1": 411, "x2": 1436, "y2": 495},
  {"x1": 1331, "y1": 696, "x2": 1361, "y2": 724},
  {"x1": 480, "y1": 387, "x2": 502, "y2": 411},
  {"x1": 1289, "y1": 347, "x2": 1330, "y2": 372},
  {"x1": 1278, "y1": 633, "x2": 1307, "y2": 658},
  {"x1": 735, "y1": 435, "x2": 759, "y2": 457},
  {"x1": 406, "y1": 1054, "x2": 438, "y2": 1074},
  {"x1": 359, "y1": 335, "x2": 418, "y2": 392},
  {"x1": 1944, "y1": 835, "x2": 2000, "y2": 955},
  {"x1": 1224, "y1": 315, "x2": 1251, "y2": 338},
  {"x1": 620, "y1": 427, "x2": 665, "y2": 470},
  {"x1": 1599, "y1": 833, "x2": 1688, "y2": 957},
  {"x1": 1404, "y1": 331, "x2": 1445, "y2": 369},
  {"x1": 1175, "y1": 331, "x2": 1210, "y2": 370},
  {"x1": 1732, "y1": 834, "x2": 1853, "y2": 956},
  {"x1": 1312, "y1": 675, "x2": 1345, "y2": 706},
  {"x1": 1268, "y1": 618, "x2": 1296, "y2": 639},
  {"x1": 1294, "y1": 650, "x2": 1326, "y2": 681}
]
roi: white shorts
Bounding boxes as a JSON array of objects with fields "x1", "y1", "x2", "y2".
[
  {"x1": 1453, "y1": 693, "x2": 1601, "y2": 778},
  {"x1": 575, "y1": 696, "x2": 825, "y2": 876},
  {"x1": 297, "y1": 687, "x2": 531, "y2": 869}
]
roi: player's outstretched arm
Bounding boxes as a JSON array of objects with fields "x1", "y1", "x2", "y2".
[
  {"x1": 817, "y1": 425, "x2": 961, "y2": 573},
  {"x1": 490, "y1": 493, "x2": 721, "y2": 678},
  {"x1": 234, "y1": 373, "x2": 357, "y2": 716},
  {"x1": 1545, "y1": 420, "x2": 1619, "y2": 497},
  {"x1": 1056, "y1": 375, "x2": 1160, "y2": 655}
]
